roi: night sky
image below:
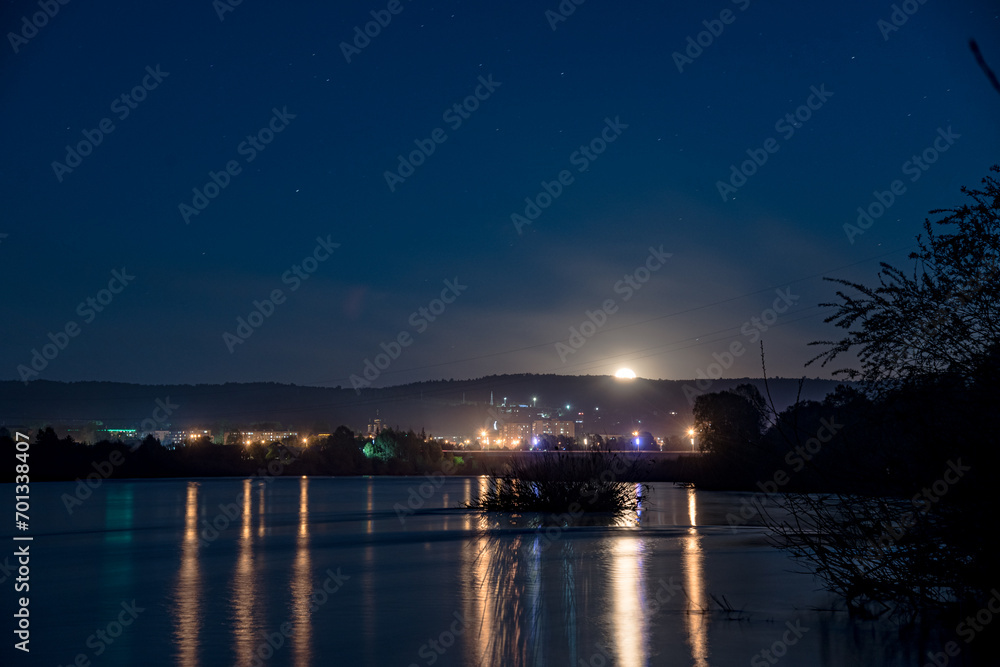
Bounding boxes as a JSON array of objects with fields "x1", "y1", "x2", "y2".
[{"x1": 2, "y1": 0, "x2": 997, "y2": 388}]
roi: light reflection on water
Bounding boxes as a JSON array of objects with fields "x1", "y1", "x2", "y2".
[
  {"x1": 257, "y1": 482, "x2": 266, "y2": 538},
  {"x1": 461, "y1": 478, "x2": 672, "y2": 667},
  {"x1": 173, "y1": 482, "x2": 201, "y2": 667},
  {"x1": 460, "y1": 483, "x2": 713, "y2": 666},
  {"x1": 16, "y1": 477, "x2": 945, "y2": 666},
  {"x1": 362, "y1": 478, "x2": 376, "y2": 664},
  {"x1": 291, "y1": 477, "x2": 312, "y2": 667},
  {"x1": 611, "y1": 535, "x2": 648, "y2": 667},
  {"x1": 231, "y1": 479, "x2": 259, "y2": 666},
  {"x1": 685, "y1": 485, "x2": 710, "y2": 667}
]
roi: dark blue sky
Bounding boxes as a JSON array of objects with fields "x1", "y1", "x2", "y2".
[{"x1": 2, "y1": 0, "x2": 997, "y2": 388}]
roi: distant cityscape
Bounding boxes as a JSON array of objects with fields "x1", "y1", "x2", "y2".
[{"x1": 2, "y1": 395, "x2": 695, "y2": 452}]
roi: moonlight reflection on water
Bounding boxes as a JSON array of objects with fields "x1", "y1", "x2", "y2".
[{"x1": 8, "y1": 477, "x2": 958, "y2": 666}]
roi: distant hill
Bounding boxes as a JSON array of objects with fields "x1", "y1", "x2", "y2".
[{"x1": 0, "y1": 375, "x2": 848, "y2": 440}]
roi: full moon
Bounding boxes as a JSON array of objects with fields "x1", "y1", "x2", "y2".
[{"x1": 614, "y1": 368, "x2": 636, "y2": 379}]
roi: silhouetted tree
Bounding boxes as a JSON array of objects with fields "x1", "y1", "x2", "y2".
[
  {"x1": 34, "y1": 426, "x2": 61, "y2": 448},
  {"x1": 811, "y1": 165, "x2": 1000, "y2": 395},
  {"x1": 692, "y1": 383, "x2": 768, "y2": 457},
  {"x1": 765, "y1": 166, "x2": 1000, "y2": 622},
  {"x1": 330, "y1": 425, "x2": 355, "y2": 448}
]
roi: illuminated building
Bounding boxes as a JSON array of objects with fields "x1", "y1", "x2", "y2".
[{"x1": 531, "y1": 420, "x2": 575, "y2": 438}]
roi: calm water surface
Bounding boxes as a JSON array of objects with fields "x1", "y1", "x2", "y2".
[{"x1": 3, "y1": 477, "x2": 956, "y2": 666}]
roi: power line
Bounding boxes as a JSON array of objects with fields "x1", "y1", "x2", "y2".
[{"x1": 302, "y1": 245, "x2": 913, "y2": 385}]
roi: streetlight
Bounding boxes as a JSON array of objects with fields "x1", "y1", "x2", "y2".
[{"x1": 687, "y1": 428, "x2": 696, "y2": 452}]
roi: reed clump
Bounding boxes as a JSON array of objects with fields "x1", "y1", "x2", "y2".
[{"x1": 462, "y1": 451, "x2": 648, "y2": 516}]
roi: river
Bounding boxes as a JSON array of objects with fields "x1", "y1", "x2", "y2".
[{"x1": 3, "y1": 477, "x2": 957, "y2": 666}]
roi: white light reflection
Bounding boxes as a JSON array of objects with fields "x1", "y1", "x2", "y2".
[
  {"x1": 464, "y1": 530, "x2": 497, "y2": 665},
  {"x1": 291, "y1": 477, "x2": 312, "y2": 667},
  {"x1": 684, "y1": 486, "x2": 710, "y2": 666},
  {"x1": 173, "y1": 482, "x2": 202, "y2": 667},
  {"x1": 610, "y1": 535, "x2": 648, "y2": 667},
  {"x1": 463, "y1": 478, "x2": 472, "y2": 532},
  {"x1": 463, "y1": 476, "x2": 493, "y2": 664},
  {"x1": 232, "y1": 479, "x2": 260, "y2": 666},
  {"x1": 257, "y1": 482, "x2": 266, "y2": 537}
]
